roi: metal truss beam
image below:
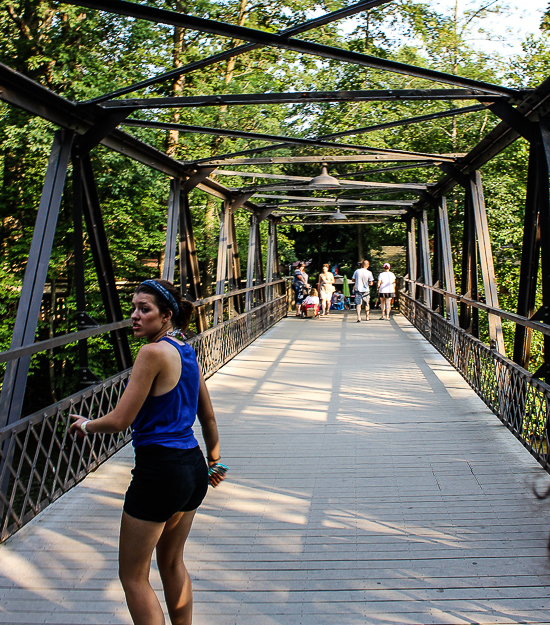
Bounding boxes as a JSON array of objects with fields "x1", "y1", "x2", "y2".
[
  {"x1": 192, "y1": 154, "x2": 457, "y2": 166},
  {"x1": 64, "y1": 0, "x2": 518, "y2": 96},
  {"x1": 197, "y1": 105, "x2": 487, "y2": 161},
  {"x1": 282, "y1": 219, "x2": 395, "y2": 225},
  {"x1": 229, "y1": 183, "x2": 426, "y2": 193},
  {"x1": 107, "y1": 90, "x2": 498, "y2": 109},
  {"x1": 273, "y1": 210, "x2": 406, "y2": 216},
  {"x1": 122, "y1": 118, "x2": 428, "y2": 155},
  {"x1": 0, "y1": 130, "x2": 74, "y2": 428},
  {"x1": 84, "y1": 0, "x2": 395, "y2": 104},
  {"x1": 340, "y1": 162, "x2": 438, "y2": 177},
  {"x1": 250, "y1": 194, "x2": 413, "y2": 205}
]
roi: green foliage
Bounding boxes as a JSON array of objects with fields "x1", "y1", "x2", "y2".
[{"x1": 0, "y1": 0, "x2": 548, "y2": 415}]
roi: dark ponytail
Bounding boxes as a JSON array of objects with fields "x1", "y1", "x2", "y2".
[{"x1": 135, "y1": 279, "x2": 194, "y2": 331}]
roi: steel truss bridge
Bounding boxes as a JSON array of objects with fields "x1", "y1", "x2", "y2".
[{"x1": 0, "y1": 0, "x2": 549, "y2": 581}]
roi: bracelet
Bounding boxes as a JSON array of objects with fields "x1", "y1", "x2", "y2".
[
  {"x1": 80, "y1": 420, "x2": 90, "y2": 435},
  {"x1": 207, "y1": 456, "x2": 220, "y2": 463}
]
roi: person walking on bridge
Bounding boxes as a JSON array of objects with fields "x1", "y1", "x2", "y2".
[
  {"x1": 318, "y1": 263, "x2": 336, "y2": 316},
  {"x1": 70, "y1": 279, "x2": 225, "y2": 625},
  {"x1": 377, "y1": 263, "x2": 397, "y2": 320},
  {"x1": 352, "y1": 260, "x2": 374, "y2": 322}
]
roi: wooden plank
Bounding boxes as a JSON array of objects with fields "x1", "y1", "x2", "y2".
[{"x1": 0, "y1": 314, "x2": 549, "y2": 624}]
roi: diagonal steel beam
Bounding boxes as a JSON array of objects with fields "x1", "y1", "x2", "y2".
[
  {"x1": 83, "y1": 0, "x2": 396, "y2": 105},
  {"x1": 121, "y1": 117, "x2": 454, "y2": 157},
  {"x1": 63, "y1": 0, "x2": 518, "y2": 96},
  {"x1": 193, "y1": 104, "x2": 486, "y2": 163},
  {"x1": 106, "y1": 89, "x2": 498, "y2": 109}
]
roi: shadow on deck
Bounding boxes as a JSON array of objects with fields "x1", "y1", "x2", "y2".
[{"x1": 1, "y1": 311, "x2": 549, "y2": 625}]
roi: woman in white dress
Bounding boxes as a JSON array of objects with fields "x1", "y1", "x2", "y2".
[
  {"x1": 377, "y1": 263, "x2": 396, "y2": 320},
  {"x1": 318, "y1": 264, "x2": 335, "y2": 316}
]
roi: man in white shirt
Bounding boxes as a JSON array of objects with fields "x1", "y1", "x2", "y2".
[{"x1": 352, "y1": 260, "x2": 374, "y2": 322}]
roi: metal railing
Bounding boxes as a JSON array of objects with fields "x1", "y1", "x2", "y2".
[
  {"x1": 399, "y1": 290, "x2": 550, "y2": 471},
  {"x1": 0, "y1": 289, "x2": 288, "y2": 542}
]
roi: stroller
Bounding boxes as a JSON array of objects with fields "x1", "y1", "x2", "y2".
[{"x1": 301, "y1": 289, "x2": 320, "y2": 318}]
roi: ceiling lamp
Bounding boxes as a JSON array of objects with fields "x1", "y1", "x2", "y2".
[
  {"x1": 330, "y1": 208, "x2": 347, "y2": 220},
  {"x1": 309, "y1": 164, "x2": 340, "y2": 189}
]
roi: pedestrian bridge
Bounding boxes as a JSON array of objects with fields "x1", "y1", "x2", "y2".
[{"x1": 1, "y1": 310, "x2": 549, "y2": 625}]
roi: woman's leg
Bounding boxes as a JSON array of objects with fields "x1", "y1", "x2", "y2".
[
  {"x1": 156, "y1": 510, "x2": 197, "y2": 625},
  {"x1": 119, "y1": 512, "x2": 166, "y2": 625}
]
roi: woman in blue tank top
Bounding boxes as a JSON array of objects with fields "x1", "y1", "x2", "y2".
[{"x1": 70, "y1": 279, "x2": 225, "y2": 625}]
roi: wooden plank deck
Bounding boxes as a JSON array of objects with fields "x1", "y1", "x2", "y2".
[{"x1": 1, "y1": 312, "x2": 550, "y2": 624}]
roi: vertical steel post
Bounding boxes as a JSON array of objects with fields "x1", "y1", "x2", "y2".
[
  {"x1": 265, "y1": 219, "x2": 275, "y2": 301},
  {"x1": 80, "y1": 155, "x2": 132, "y2": 371},
  {"x1": 406, "y1": 217, "x2": 417, "y2": 298},
  {"x1": 228, "y1": 209, "x2": 244, "y2": 313},
  {"x1": 213, "y1": 201, "x2": 229, "y2": 326},
  {"x1": 255, "y1": 219, "x2": 265, "y2": 303},
  {"x1": 469, "y1": 172, "x2": 505, "y2": 353},
  {"x1": 438, "y1": 196, "x2": 459, "y2": 326},
  {"x1": 432, "y1": 204, "x2": 445, "y2": 314},
  {"x1": 513, "y1": 142, "x2": 540, "y2": 367},
  {"x1": 163, "y1": 178, "x2": 180, "y2": 283},
  {"x1": 179, "y1": 192, "x2": 208, "y2": 332},
  {"x1": 459, "y1": 189, "x2": 479, "y2": 336},
  {"x1": 419, "y1": 210, "x2": 433, "y2": 308},
  {"x1": 0, "y1": 130, "x2": 74, "y2": 427},
  {"x1": 245, "y1": 214, "x2": 258, "y2": 312}
]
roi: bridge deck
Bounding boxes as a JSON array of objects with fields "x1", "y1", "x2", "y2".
[{"x1": 1, "y1": 312, "x2": 550, "y2": 624}]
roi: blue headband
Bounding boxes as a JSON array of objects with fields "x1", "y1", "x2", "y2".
[{"x1": 140, "y1": 280, "x2": 179, "y2": 318}]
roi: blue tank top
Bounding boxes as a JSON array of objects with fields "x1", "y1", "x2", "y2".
[{"x1": 132, "y1": 337, "x2": 200, "y2": 449}]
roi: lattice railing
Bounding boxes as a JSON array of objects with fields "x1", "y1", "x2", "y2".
[
  {"x1": 0, "y1": 293, "x2": 288, "y2": 542},
  {"x1": 399, "y1": 291, "x2": 550, "y2": 470}
]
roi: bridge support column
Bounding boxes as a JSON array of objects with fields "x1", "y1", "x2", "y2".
[
  {"x1": 245, "y1": 213, "x2": 259, "y2": 312},
  {"x1": 265, "y1": 219, "x2": 277, "y2": 301},
  {"x1": 418, "y1": 210, "x2": 433, "y2": 308},
  {"x1": 406, "y1": 217, "x2": 417, "y2": 298},
  {"x1": 432, "y1": 202, "x2": 445, "y2": 315},
  {"x1": 179, "y1": 192, "x2": 208, "y2": 332},
  {"x1": 513, "y1": 121, "x2": 550, "y2": 379},
  {"x1": 0, "y1": 130, "x2": 74, "y2": 427},
  {"x1": 80, "y1": 155, "x2": 132, "y2": 371},
  {"x1": 214, "y1": 201, "x2": 230, "y2": 326},
  {"x1": 459, "y1": 183, "x2": 479, "y2": 337},
  {"x1": 437, "y1": 196, "x2": 459, "y2": 326},
  {"x1": 162, "y1": 178, "x2": 180, "y2": 283},
  {"x1": 469, "y1": 172, "x2": 505, "y2": 354}
]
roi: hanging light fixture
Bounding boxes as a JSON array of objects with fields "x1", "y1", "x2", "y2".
[
  {"x1": 330, "y1": 208, "x2": 347, "y2": 220},
  {"x1": 309, "y1": 164, "x2": 341, "y2": 189}
]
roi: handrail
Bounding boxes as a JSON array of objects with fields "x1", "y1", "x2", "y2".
[
  {"x1": 403, "y1": 277, "x2": 550, "y2": 338},
  {"x1": 0, "y1": 279, "x2": 286, "y2": 364}
]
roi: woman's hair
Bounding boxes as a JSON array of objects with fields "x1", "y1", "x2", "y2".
[
  {"x1": 298, "y1": 263, "x2": 305, "y2": 269},
  {"x1": 310, "y1": 288, "x2": 318, "y2": 297},
  {"x1": 135, "y1": 279, "x2": 194, "y2": 331},
  {"x1": 323, "y1": 263, "x2": 329, "y2": 270},
  {"x1": 383, "y1": 263, "x2": 391, "y2": 269}
]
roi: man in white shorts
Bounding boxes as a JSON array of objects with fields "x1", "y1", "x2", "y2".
[{"x1": 352, "y1": 260, "x2": 374, "y2": 322}]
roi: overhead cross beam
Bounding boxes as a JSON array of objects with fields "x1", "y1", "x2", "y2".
[
  {"x1": 63, "y1": 0, "x2": 518, "y2": 96},
  {"x1": 193, "y1": 104, "x2": 487, "y2": 162},
  {"x1": 83, "y1": 0, "x2": 396, "y2": 104},
  {"x1": 106, "y1": 89, "x2": 499, "y2": 109},
  {"x1": 192, "y1": 154, "x2": 460, "y2": 166},
  {"x1": 122, "y1": 118, "x2": 429, "y2": 155}
]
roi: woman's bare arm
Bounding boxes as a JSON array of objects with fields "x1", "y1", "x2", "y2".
[{"x1": 196, "y1": 369, "x2": 220, "y2": 464}]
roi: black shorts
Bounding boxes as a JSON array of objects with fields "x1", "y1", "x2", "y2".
[{"x1": 124, "y1": 444, "x2": 209, "y2": 523}]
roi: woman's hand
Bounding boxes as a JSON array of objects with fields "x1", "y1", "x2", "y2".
[
  {"x1": 208, "y1": 461, "x2": 228, "y2": 488},
  {"x1": 69, "y1": 414, "x2": 89, "y2": 438}
]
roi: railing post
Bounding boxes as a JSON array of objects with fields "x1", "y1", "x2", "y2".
[
  {"x1": 469, "y1": 172, "x2": 505, "y2": 354},
  {"x1": 432, "y1": 203, "x2": 445, "y2": 315},
  {"x1": 0, "y1": 130, "x2": 74, "y2": 428},
  {"x1": 437, "y1": 197, "x2": 459, "y2": 326}
]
